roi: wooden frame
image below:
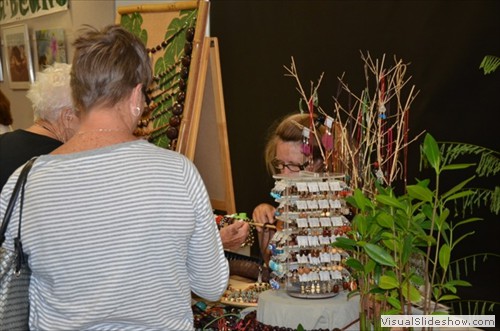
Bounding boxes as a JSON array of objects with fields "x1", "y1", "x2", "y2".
[
  {"x1": 2, "y1": 24, "x2": 34, "y2": 89},
  {"x1": 193, "y1": 37, "x2": 236, "y2": 214}
]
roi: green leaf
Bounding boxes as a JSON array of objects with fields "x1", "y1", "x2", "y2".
[
  {"x1": 423, "y1": 133, "x2": 441, "y2": 172},
  {"x1": 436, "y1": 208, "x2": 450, "y2": 230},
  {"x1": 446, "y1": 279, "x2": 472, "y2": 287},
  {"x1": 386, "y1": 296, "x2": 402, "y2": 310},
  {"x1": 331, "y1": 237, "x2": 356, "y2": 250},
  {"x1": 437, "y1": 294, "x2": 460, "y2": 301},
  {"x1": 364, "y1": 243, "x2": 397, "y2": 267},
  {"x1": 453, "y1": 231, "x2": 476, "y2": 248},
  {"x1": 345, "y1": 258, "x2": 364, "y2": 271},
  {"x1": 401, "y1": 282, "x2": 422, "y2": 303},
  {"x1": 364, "y1": 259, "x2": 376, "y2": 273},
  {"x1": 376, "y1": 194, "x2": 405, "y2": 209},
  {"x1": 442, "y1": 176, "x2": 475, "y2": 200},
  {"x1": 442, "y1": 163, "x2": 475, "y2": 171},
  {"x1": 410, "y1": 274, "x2": 424, "y2": 286},
  {"x1": 379, "y1": 275, "x2": 399, "y2": 289},
  {"x1": 376, "y1": 212, "x2": 394, "y2": 229},
  {"x1": 455, "y1": 217, "x2": 482, "y2": 228},
  {"x1": 480, "y1": 55, "x2": 500, "y2": 74},
  {"x1": 350, "y1": 189, "x2": 368, "y2": 211},
  {"x1": 439, "y1": 244, "x2": 451, "y2": 270},
  {"x1": 373, "y1": 264, "x2": 383, "y2": 284},
  {"x1": 444, "y1": 191, "x2": 475, "y2": 205},
  {"x1": 443, "y1": 283, "x2": 457, "y2": 294},
  {"x1": 382, "y1": 239, "x2": 396, "y2": 252},
  {"x1": 384, "y1": 308, "x2": 403, "y2": 315},
  {"x1": 407, "y1": 184, "x2": 434, "y2": 202},
  {"x1": 355, "y1": 214, "x2": 369, "y2": 236},
  {"x1": 401, "y1": 235, "x2": 413, "y2": 265}
]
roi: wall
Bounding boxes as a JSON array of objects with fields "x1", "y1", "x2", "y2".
[
  {"x1": 0, "y1": 0, "x2": 115, "y2": 130},
  {"x1": 210, "y1": 0, "x2": 500, "y2": 315}
]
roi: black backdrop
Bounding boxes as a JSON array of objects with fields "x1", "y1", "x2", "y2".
[{"x1": 210, "y1": 0, "x2": 500, "y2": 316}]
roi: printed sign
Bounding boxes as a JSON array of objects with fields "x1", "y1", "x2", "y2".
[{"x1": 0, "y1": 0, "x2": 68, "y2": 25}]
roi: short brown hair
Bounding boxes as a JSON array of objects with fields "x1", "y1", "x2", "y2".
[{"x1": 71, "y1": 25, "x2": 152, "y2": 112}]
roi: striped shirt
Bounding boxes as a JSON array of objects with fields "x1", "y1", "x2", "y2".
[{"x1": 1, "y1": 140, "x2": 229, "y2": 331}]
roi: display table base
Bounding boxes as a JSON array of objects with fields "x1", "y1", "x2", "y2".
[{"x1": 257, "y1": 289, "x2": 359, "y2": 331}]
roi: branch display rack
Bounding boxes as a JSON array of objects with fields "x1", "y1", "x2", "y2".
[{"x1": 267, "y1": 171, "x2": 353, "y2": 299}]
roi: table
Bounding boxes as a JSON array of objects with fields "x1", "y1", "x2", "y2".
[{"x1": 257, "y1": 289, "x2": 360, "y2": 330}]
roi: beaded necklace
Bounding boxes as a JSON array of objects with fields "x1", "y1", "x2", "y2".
[
  {"x1": 146, "y1": 24, "x2": 193, "y2": 55},
  {"x1": 138, "y1": 21, "x2": 196, "y2": 149}
]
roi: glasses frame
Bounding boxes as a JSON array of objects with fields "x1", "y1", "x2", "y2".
[{"x1": 271, "y1": 159, "x2": 310, "y2": 172}]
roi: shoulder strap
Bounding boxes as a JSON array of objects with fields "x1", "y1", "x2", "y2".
[{"x1": 0, "y1": 157, "x2": 38, "y2": 246}]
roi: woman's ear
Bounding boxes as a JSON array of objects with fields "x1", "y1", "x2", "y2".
[
  {"x1": 131, "y1": 84, "x2": 143, "y2": 109},
  {"x1": 60, "y1": 108, "x2": 74, "y2": 126}
]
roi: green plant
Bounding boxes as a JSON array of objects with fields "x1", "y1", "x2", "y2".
[
  {"x1": 333, "y1": 133, "x2": 499, "y2": 330},
  {"x1": 479, "y1": 55, "x2": 500, "y2": 75},
  {"x1": 284, "y1": 52, "x2": 498, "y2": 330}
]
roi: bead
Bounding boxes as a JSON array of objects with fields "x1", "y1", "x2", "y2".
[
  {"x1": 176, "y1": 91, "x2": 186, "y2": 103},
  {"x1": 171, "y1": 102, "x2": 183, "y2": 115},
  {"x1": 169, "y1": 115, "x2": 181, "y2": 127},
  {"x1": 166, "y1": 126, "x2": 178, "y2": 139},
  {"x1": 180, "y1": 66, "x2": 189, "y2": 79},
  {"x1": 184, "y1": 41, "x2": 193, "y2": 55},
  {"x1": 178, "y1": 79, "x2": 187, "y2": 91},
  {"x1": 181, "y1": 55, "x2": 191, "y2": 67},
  {"x1": 186, "y1": 27, "x2": 195, "y2": 42}
]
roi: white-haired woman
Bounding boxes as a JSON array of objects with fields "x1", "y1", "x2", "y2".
[{"x1": 0, "y1": 62, "x2": 79, "y2": 191}]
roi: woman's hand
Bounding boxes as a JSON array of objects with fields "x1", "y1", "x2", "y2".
[
  {"x1": 252, "y1": 203, "x2": 276, "y2": 233},
  {"x1": 219, "y1": 221, "x2": 250, "y2": 251}
]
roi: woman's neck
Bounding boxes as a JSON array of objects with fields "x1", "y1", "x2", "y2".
[{"x1": 28, "y1": 120, "x2": 64, "y2": 142}]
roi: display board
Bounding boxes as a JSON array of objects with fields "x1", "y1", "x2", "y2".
[
  {"x1": 116, "y1": 1, "x2": 236, "y2": 214},
  {"x1": 193, "y1": 37, "x2": 235, "y2": 213}
]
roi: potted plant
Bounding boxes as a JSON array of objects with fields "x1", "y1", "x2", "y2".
[{"x1": 333, "y1": 132, "x2": 499, "y2": 330}]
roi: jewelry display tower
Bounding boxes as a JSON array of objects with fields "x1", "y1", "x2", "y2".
[
  {"x1": 116, "y1": 0, "x2": 236, "y2": 214},
  {"x1": 268, "y1": 171, "x2": 352, "y2": 299}
]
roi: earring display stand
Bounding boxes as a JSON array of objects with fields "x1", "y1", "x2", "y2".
[
  {"x1": 267, "y1": 172, "x2": 353, "y2": 299},
  {"x1": 256, "y1": 172, "x2": 360, "y2": 330}
]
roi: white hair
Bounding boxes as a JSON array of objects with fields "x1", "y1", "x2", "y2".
[{"x1": 26, "y1": 62, "x2": 73, "y2": 122}]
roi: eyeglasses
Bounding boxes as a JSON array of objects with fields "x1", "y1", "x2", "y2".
[{"x1": 271, "y1": 159, "x2": 310, "y2": 172}]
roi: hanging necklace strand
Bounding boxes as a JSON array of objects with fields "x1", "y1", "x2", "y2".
[{"x1": 147, "y1": 23, "x2": 193, "y2": 55}]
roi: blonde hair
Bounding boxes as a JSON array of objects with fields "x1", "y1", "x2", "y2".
[
  {"x1": 264, "y1": 113, "x2": 326, "y2": 175},
  {"x1": 26, "y1": 62, "x2": 73, "y2": 122}
]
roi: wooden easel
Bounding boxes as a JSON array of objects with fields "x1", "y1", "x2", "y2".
[{"x1": 116, "y1": 1, "x2": 236, "y2": 214}]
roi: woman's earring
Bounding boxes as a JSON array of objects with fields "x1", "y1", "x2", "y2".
[{"x1": 132, "y1": 106, "x2": 141, "y2": 117}]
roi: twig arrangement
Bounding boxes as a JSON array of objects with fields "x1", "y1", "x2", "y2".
[{"x1": 284, "y1": 52, "x2": 425, "y2": 197}]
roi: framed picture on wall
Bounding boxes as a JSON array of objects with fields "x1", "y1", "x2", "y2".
[
  {"x1": 33, "y1": 28, "x2": 67, "y2": 73},
  {"x1": 1, "y1": 24, "x2": 34, "y2": 89}
]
